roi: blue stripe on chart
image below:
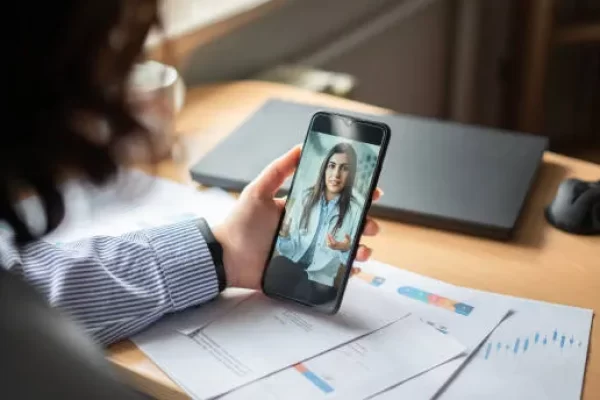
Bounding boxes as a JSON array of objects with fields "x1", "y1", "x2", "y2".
[
  {"x1": 484, "y1": 342, "x2": 492, "y2": 359},
  {"x1": 513, "y1": 338, "x2": 520, "y2": 354},
  {"x1": 303, "y1": 371, "x2": 334, "y2": 393}
]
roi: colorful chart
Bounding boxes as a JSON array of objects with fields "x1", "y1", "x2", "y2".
[
  {"x1": 355, "y1": 271, "x2": 386, "y2": 287},
  {"x1": 294, "y1": 363, "x2": 334, "y2": 394},
  {"x1": 397, "y1": 286, "x2": 474, "y2": 316},
  {"x1": 482, "y1": 329, "x2": 584, "y2": 360}
]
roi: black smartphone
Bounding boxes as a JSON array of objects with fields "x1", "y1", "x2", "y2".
[{"x1": 261, "y1": 111, "x2": 390, "y2": 313}]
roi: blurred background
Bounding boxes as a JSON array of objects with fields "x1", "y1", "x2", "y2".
[{"x1": 149, "y1": 0, "x2": 600, "y2": 164}]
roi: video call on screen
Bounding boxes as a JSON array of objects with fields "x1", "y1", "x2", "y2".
[{"x1": 264, "y1": 129, "x2": 381, "y2": 306}]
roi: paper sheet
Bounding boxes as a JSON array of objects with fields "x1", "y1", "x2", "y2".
[
  {"x1": 4, "y1": 169, "x2": 237, "y2": 244},
  {"x1": 359, "y1": 261, "x2": 593, "y2": 400},
  {"x1": 433, "y1": 291, "x2": 593, "y2": 400},
  {"x1": 217, "y1": 261, "x2": 508, "y2": 400},
  {"x1": 327, "y1": 261, "x2": 508, "y2": 400},
  {"x1": 132, "y1": 278, "x2": 418, "y2": 400},
  {"x1": 220, "y1": 313, "x2": 465, "y2": 400},
  {"x1": 150, "y1": 288, "x2": 254, "y2": 336}
]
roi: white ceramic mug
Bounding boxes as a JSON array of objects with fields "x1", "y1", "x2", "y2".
[{"x1": 128, "y1": 60, "x2": 186, "y2": 158}]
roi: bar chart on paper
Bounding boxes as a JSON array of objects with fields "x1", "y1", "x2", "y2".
[
  {"x1": 354, "y1": 261, "x2": 592, "y2": 400},
  {"x1": 355, "y1": 270, "x2": 475, "y2": 316},
  {"x1": 438, "y1": 293, "x2": 593, "y2": 400},
  {"x1": 219, "y1": 314, "x2": 465, "y2": 400},
  {"x1": 354, "y1": 269, "x2": 476, "y2": 336},
  {"x1": 293, "y1": 363, "x2": 334, "y2": 394},
  {"x1": 482, "y1": 328, "x2": 585, "y2": 361}
]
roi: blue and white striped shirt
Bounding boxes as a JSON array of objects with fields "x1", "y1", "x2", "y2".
[{"x1": 0, "y1": 219, "x2": 219, "y2": 346}]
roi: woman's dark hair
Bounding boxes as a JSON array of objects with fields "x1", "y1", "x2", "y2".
[
  {"x1": 2, "y1": 1, "x2": 163, "y2": 244},
  {"x1": 300, "y1": 142, "x2": 357, "y2": 234}
]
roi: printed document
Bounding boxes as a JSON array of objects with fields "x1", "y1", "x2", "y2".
[
  {"x1": 149, "y1": 288, "x2": 254, "y2": 336},
  {"x1": 219, "y1": 259, "x2": 508, "y2": 400},
  {"x1": 133, "y1": 278, "x2": 418, "y2": 399},
  {"x1": 359, "y1": 261, "x2": 593, "y2": 400},
  {"x1": 220, "y1": 313, "x2": 465, "y2": 399},
  {"x1": 432, "y1": 291, "x2": 593, "y2": 400},
  {"x1": 2, "y1": 169, "x2": 237, "y2": 244}
]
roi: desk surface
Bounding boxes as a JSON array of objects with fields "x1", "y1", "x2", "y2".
[{"x1": 107, "y1": 80, "x2": 600, "y2": 400}]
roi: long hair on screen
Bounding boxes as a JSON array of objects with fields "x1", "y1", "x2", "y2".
[{"x1": 299, "y1": 142, "x2": 357, "y2": 235}]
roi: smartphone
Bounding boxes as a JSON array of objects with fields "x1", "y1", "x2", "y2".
[{"x1": 261, "y1": 111, "x2": 390, "y2": 313}]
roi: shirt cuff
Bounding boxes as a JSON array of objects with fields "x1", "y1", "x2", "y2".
[{"x1": 144, "y1": 219, "x2": 220, "y2": 312}]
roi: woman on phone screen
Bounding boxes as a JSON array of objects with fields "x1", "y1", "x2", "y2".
[{"x1": 277, "y1": 142, "x2": 361, "y2": 287}]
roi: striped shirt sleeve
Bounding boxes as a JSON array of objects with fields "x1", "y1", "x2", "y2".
[{"x1": 0, "y1": 219, "x2": 220, "y2": 346}]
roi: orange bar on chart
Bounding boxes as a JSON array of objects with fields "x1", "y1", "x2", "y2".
[{"x1": 294, "y1": 363, "x2": 308, "y2": 373}]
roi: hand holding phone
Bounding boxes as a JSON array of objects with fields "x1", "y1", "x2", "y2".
[
  {"x1": 261, "y1": 112, "x2": 390, "y2": 313},
  {"x1": 211, "y1": 146, "x2": 382, "y2": 292}
]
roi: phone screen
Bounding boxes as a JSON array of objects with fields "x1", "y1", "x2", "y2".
[{"x1": 262, "y1": 112, "x2": 389, "y2": 313}]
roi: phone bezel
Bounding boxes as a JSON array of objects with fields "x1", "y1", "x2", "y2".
[{"x1": 261, "y1": 111, "x2": 391, "y2": 314}]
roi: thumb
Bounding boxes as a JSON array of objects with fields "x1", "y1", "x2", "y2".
[
  {"x1": 345, "y1": 234, "x2": 351, "y2": 242},
  {"x1": 250, "y1": 145, "x2": 301, "y2": 198}
]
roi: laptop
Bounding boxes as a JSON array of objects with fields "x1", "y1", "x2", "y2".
[{"x1": 190, "y1": 99, "x2": 548, "y2": 240}]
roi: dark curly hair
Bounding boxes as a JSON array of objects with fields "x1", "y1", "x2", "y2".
[{"x1": 2, "y1": 1, "x2": 165, "y2": 244}]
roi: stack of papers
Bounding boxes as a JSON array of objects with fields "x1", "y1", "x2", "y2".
[
  {"x1": 31, "y1": 170, "x2": 593, "y2": 400},
  {"x1": 133, "y1": 257, "x2": 592, "y2": 400},
  {"x1": 356, "y1": 261, "x2": 593, "y2": 400},
  {"x1": 134, "y1": 279, "x2": 469, "y2": 399}
]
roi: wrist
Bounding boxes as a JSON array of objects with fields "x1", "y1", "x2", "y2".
[
  {"x1": 196, "y1": 218, "x2": 227, "y2": 292},
  {"x1": 212, "y1": 224, "x2": 239, "y2": 289}
]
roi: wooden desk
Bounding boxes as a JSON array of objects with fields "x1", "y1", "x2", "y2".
[{"x1": 107, "y1": 81, "x2": 599, "y2": 399}]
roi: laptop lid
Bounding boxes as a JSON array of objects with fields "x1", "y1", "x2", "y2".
[{"x1": 190, "y1": 99, "x2": 548, "y2": 240}]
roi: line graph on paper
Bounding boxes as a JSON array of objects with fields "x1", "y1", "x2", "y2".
[{"x1": 481, "y1": 328, "x2": 585, "y2": 361}]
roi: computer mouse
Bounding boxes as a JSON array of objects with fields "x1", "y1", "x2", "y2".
[{"x1": 545, "y1": 178, "x2": 600, "y2": 235}]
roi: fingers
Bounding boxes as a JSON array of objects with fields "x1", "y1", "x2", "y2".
[
  {"x1": 355, "y1": 245, "x2": 372, "y2": 262},
  {"x1": 372, "y1": 187, "x2": 383, "y2": 202},
  {"x1": 274, "y1": 197, "x2": 287, "y2": 209},
  {"x1": 362, "y1": 218, "x2": 380, "y2": 236},
  {"x1": 249, "y1": 145, "x2": 302, "y2": 198},
  {"x1": 344, "y1": 234, "x2": 351, "y2": 244},
  {"x1": 350, "y1": 267, "x2": 362, "y2": 276},
  {"x1": 326, "y1": 234, "x2": 334, "y2": 247}
]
